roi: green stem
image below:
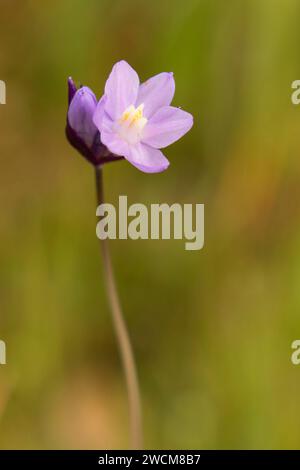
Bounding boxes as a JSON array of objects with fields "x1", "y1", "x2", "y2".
[{"x1": 95, "y1": 165, "x2": 143, "y2": 449}]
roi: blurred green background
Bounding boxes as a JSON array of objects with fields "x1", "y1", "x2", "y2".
[{"x1": 1, "y1": 0, "x2": 300, "y2": 449}]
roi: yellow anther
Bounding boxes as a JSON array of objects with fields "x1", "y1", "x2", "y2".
[
  {"x1": 117, "y1": 103, "x2": 147, "y2": 144},
  {"x1": 120, "y1": 105, "x2": 135, "y2": 122}
]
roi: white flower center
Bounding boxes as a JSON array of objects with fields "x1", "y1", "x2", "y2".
[{"x1": 116, "y1": 104, "x2": 147, "y2": 145}]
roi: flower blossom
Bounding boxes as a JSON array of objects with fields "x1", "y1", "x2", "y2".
[{"x1": 67, "y1": 61, "x2": 193, "y2": 172}]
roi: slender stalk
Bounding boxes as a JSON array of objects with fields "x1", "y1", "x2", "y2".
[{"x1": 95, "y1": 165, "x2": 143, "y2": 449}]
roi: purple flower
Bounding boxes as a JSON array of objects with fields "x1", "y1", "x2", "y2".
[
  {"x1": 93, "y1": 60, "x2": 193, "y2": 173},
  {"x1": 66, "y1": 62, "x2": 193, "y2": 173},
  {"x1": 66, "y1": 78, "x2": 122, "y2": 166}
]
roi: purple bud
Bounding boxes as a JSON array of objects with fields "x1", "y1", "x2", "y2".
[
  {"x1": 68, "y1": 86, "x2": 98, "y2": 148},
  {"x1": 68, "y1": 77, "x2": 77, "y2": 105},
  {"x1": 66, "y1": 78, "x2": 124, "y2": 166}
]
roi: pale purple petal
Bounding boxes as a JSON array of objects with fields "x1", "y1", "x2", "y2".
[
  {"x1": 97, "y1": 111, "x2": 115, "y2": 134},
  {"x1": 93, "y1": 94, "x2": 107, "y2": 129},
  {"x1": 68, "y1": 86, "x2": 98, "y2": 147},
  {"x1": 142, "y1": 106, "x2": 193, "y2": 149},
  {"x1": 104, "y1": 60, "x2": 139, "y2": 121},
  {"x1": 100, "y1": 125, "x2": 130, "y2": 157},
  {"x1": 101, "y1": 126, "x2": 170, "y2": 172},
  {"x1": 125, "y1": 142, "x2": 170, "y2": 173},
  {"x1": 136, "y1": 72, "x2": 175, "y2": 119}
]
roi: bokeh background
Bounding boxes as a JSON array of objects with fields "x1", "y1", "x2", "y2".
[{"x1": 1, "y1": 0, "x2": 300, "y2": 449}]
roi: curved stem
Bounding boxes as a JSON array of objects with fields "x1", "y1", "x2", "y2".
[{"x1": 95, "y1": 166, "x2": 143, "y2": 449}]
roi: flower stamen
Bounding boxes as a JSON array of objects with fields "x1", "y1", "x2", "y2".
[{"x1": 116, "y1": 104, "x2": 147, "y2": 145}]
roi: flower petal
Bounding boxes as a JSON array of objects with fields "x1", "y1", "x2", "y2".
[
  {"x1": 100, "y1": 115, "x2": 130, "y2": 157},
  {"x1": 97, "y1": 113, "x2": 170, "y2": 173},
  {"x1": 125, "y1": 142, "x2": 170, "y2": 173},
  {"x1": 136, "y1": 72, "x2": 175, "y2": 119},
  {"x1": 142, "y1": 106, "x2": 193, "y2": 149},
  {"x1": 104, "y1": 60, "x2": 139, "y2": 121},
  {"x1": 68, "y1": 86, "x2": 98, "y2": 147},
  {"x1": 93, "y1": 94, "x2": 107, "y2": 129}
]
